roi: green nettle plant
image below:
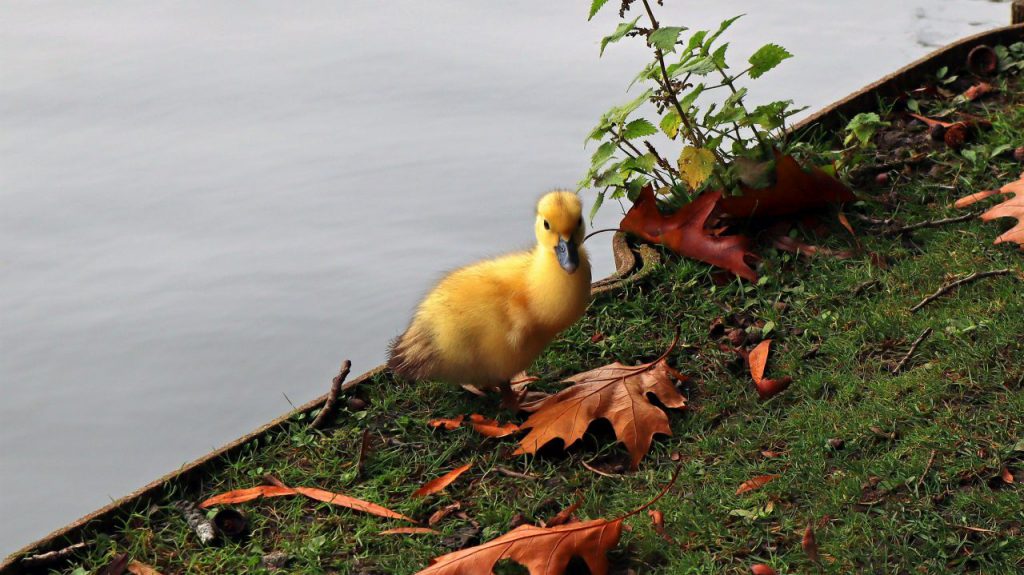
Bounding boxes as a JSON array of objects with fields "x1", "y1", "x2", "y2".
[{"x1": 580, "y1": 0, "x2": 803, "y2": 218}]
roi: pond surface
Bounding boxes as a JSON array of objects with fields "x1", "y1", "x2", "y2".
[{"x1": 0, "y1": 0, "x2": 1013, "y2": 557}]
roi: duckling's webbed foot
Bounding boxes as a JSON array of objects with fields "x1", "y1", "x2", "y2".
[{"x1": 499, "y1": 380, "x2": 549, "y2": 411}]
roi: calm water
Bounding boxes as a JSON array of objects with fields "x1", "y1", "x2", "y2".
[{"x1": 0, "y1": 0, "x2": 1012, "y2": 557}]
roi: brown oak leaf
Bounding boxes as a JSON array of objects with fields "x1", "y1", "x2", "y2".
[
  {"x1": 620, "y1": 186, "x2": 758, "y2": 281},
  {"x1": 955, "y1": 173, "x2": 1024, "y2": 249},
  {"x1": 715, "y1": 151, "x2": 855, "y2": 219},
  {"x1": 513, "y1": 337, "x2": 687, "y2": 469},
  {"x1": 748, "y1": 339, "x2": 792, "y2": 400},
  {"x1": 415, "y1": 518, "x2": 622, "y2": 575}
]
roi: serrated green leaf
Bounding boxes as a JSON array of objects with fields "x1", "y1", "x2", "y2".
[
  {"x1": 660, "y1": 110, "x2": 682, "y2": 139},
  {"x1": 590, "y1": 141, "x2": 617, "y2": 170},
  {"x1": 628, "y1": 62, "x2": 660, "y2": 89},
  {"x1": 588, "y1": 189, "x2": 606, "y2": 222},
  {"x1": 704, "y1": 15, "x2": 743, "y2": 53},
  {"x1": 596, "y1": 166, "x2": 629, "y2": 188},
  {"x1": 621, "y1": 153, "x2": 657, "y2": 173},
  {"x1": 612, "y1": 88, "x2": 653, "y2": 123},
  {"x1": 672, "y1": 55, "x2": 717, "y2": 76},
  {"x1": 748, "y1": 43, "x2": 793, "y2": 79},
  {"x1": 621, "y1": 118, "x2": 658, "y2": 140},
  {"x1": 649, "y1": 26, "x2": 685, "y2": 53},
  {"x1": 711, "y1": 43, "x2": 729, "y2": 69},
  {"x1": 677, "y1": 146, "x2": 716, "y2": 189},
  {"x1": 724, "y1": 87, "x2": 748, "y2": 108},
  {"x1": 707, "y1": 105, "x2": 744, "y2": 127},
  {"x1": 588, "y1": 0, "x2": 611, "y2": 21},
  {"x1": 683, "y1": 30, "x2": 708, "y2": 54},
  {"x1": 678, "y1": 83, "x2": 706, "y2": 110},
  {"x1": 600, "y1": 16, "x2": 641, "y2": 56}
]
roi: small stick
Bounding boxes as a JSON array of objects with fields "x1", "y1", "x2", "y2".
[
  {"x1": 891, "y1": 328, "x2": 933, "y2": 375},
  {"x1": 910, "y1": 269, "x2": 1013, "y2": 313},
  {"x1": 19, "y1": 541, "x2": 90, "y2": 569},
  {"x1": 494, "y1": 466, "x2": 539, "y2": 480},
  {"x1": 917, "y1": 449, "x2": 937, "y2": 488},
  {"x1": 309, "y1": 360, "x2": 352, "y2": 430},
  {"x1": 853, "y1": 279, "x2": 881, "y2": 296},
  {"x1": 173, "y1": 500, "x2": 217, "y2": 545},
  {"x1": 262, "y1": 473, "x2": 289, "y2": 488},
  {"x1": 581, "y1": 459, "x2": 621, "y2": 478},
  {"x1": 883, "y1": 211, "x2": 980, "y2": 235}
]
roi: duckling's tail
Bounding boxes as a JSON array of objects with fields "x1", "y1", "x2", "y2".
[{"x1": 387, "y1": 323, "x2": 436, "y2": 382}]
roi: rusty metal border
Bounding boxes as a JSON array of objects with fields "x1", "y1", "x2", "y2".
[{"x1": 3, "y1": 16, "x2": 1024, "y2": 575}]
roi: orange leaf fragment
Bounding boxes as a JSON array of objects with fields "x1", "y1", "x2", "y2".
[
  {"x1": 544, "y1": 498, "x2": 582, "y2": 528},
  {"x1": 621, "y1": 186, "x2": 758, "y2": 281},
  {"x1": 648, "y1": 509, "x2": 677, "y2": 544},
  {"x1": 802, "y1": 523, "x2": 820, "y2": 562},
  {"x1": 469, "y1": 414, "x2": 521, "y2": 438},
  {"x1": 956, "y1": 173, "x2": 1024, "y2": 248},
  {"x1": 736, "y1": 474, "x2": 779, "y2": 495},
  {"x1": 428, "y1": 415, "x2": 465, "y2": 430},
  {"x1": 750, "y1": 565, "x2": 777, "y2": 575},
  {"x1": 748, "y1": 340, "x2": 792, "y2": 400},
  {"x1": 513, "y1": 338, "x2": 687, "y2": 469},
  {"x1": 380, "y1": 527, "x2": 442, "y2": 535},
  {"x1": 415, "y1": 518, "x2": 623, "y2": 575},
  {"x1": 428, "y1": 501, "x2": 461, "y2": 526},
  {"x1": 291, "y1": 486, "x2": 415, "y2": 522},
  {"x1": 199, "y1": 485, "x2": 296, "y2": 508},
  {"x1": 127, "y1": 561, "x2": 164, "y2": 575},
  {"x1": 1001, "y1": 467, "x2": 1015, "y2": 484},
  {"x1": 413, "y1": 463, "x2": 473, "y2": 498},
  {"x1": 963, "y1": 81, "x2": 995, "y2": 101}
]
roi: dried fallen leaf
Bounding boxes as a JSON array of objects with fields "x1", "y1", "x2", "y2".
[
  {"x1": 428, "y1": 502, "x2": 462, "y2": 526},
  {"x1": 544, "y1": 498, "x2": 582, "y2": 528},
  {"x1": 99, "y1": 554, "x2": 129, "y2": 575},
  {"x1": 750, "y1": 564, "x2": 777, "y2": 575},
  {"x1": 1001, "y1": 467, "x2": 1015, "y2": 484},
  {"x1": 199, "y1": 485, "x2": 297, "y2": 507},
  {"x1": 716, "y1": 151, "x2": 855, "y2": 219},
  {"x1": 621, "y1": 186, "x2": 758, "y2": 281},
  {"x1": 963, "y1": 81, "x2": 995, "y2": 101},
  {"x1": 428, "y1": 416, "x2": 465, "y2": 430},
  {"x1": 415, "y1": 518, "x2": 623, "y2": 575},
  {"x1": 127, "y1": 561, "x2": 164, "y2": 575},
  {"x1": 802, "y1": 523, "x2": 820, "y2": 563},
  {"x1": 469, "y1": 414, "x2": 521, "y2": 438},
  {"x1": 413, "y1": 464, "x2": 473, "y2": 498},
  {"x1": 648, "y1": 509, "x2": 676, "y2": 544},
  {"x1": 748, "y1": 340, "x2": 792, "y2": 400},
  {"x1": 955, "y1": 173, "x2": 1024, "y2": 249},
  {"x1": 513, "y1": 336, "x2": 687, "y2": 469},
  {"x1": 380, "y1": 527, "x2": 442, "y2": 535},
  {"x1": 200, "y1": 483, "x2": 414, "y2": 522},
  {"x1": 736, "y1": 474, "x2": 779, "y2": 495}
]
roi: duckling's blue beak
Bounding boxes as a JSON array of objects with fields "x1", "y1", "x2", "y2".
[{"x1": 555, "y1": 237, "x2": 579, "y2": 274}]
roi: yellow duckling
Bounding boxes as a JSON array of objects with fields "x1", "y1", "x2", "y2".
[{"x1": 388, "y1": 190, "x2": 591, "y2": 404}]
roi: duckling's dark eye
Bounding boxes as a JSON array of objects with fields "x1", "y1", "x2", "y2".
[{"x1": 543, "y1": 220, "x2": 550, "y2": 230}]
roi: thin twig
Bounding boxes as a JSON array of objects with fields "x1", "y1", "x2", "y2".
[
  {"x1": 494, "y1": 466, "x2": 539, "y2": 480},
  {"x1": 910, "y1": 269, "x2": 1013, "y2": 313},
  {"x1": 883, "y1": 211, "x2": 980, "y2": 235},
  {"x1": 19, "y1": 542, "x2": 90, "y2": 569},
  {"x1": 309, "y1": 360, "x2": 352, "y2": 430},
  {"x1": 581, "y1": 459, "x2": 622, "y2": 478},
  {"x1": 917, "y1": 449, "x2": 937, "y2": 488},
  {"x1": 891, "y1": 328, "x2": 933, "y2": 375}
]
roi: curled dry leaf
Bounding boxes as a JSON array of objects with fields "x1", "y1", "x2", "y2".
[
  {"x1": 469, "y1": 414, "x2": 521, "y2": 438},
  {"x1": 748, "y1": 340, "x2": 792, "y2": 400},
  {"x1": 544, "y1": 498, "x2": 583, "y2": 528},
  {"x1": 413, "y1": 463, "x2": 473, "y2": 498},
  {"x1": 200, "y1": 482, "x2": 414, "y2": 523},
  {"x1": 955, "y1": 173, "x2": 1024, "y2": 249},
  {"x1": 428, "y1": 416, "x2": 465, "y2": 430},
  {"x1": 963, "y1": 82, "x2": 995, "y2": 101},
  {"x1": 736, "y1": 474, "x2": 779, "y2": 495},
  {"x1": 1001, "y1": 467, "x2": 1015, "y2": 484},
  {"x1": 620, "y1": 186, "x2": 758, "y2": 281},
  {"x1": 802, "y1": 523, "x2": 820, "y2": 563},
  {"x1": 513, "y1": 336, "x2": 687, "y2": 469},
  {"x1": 648, "y1": 509, "x2": 676, "y2": 544},
  {"x1": 428, "y1": 502, "x2": 461, "y2": 526},
  {"x1": 380, "y1": 527, "x2": 442, "y2": 535},
  {"x1": 750, "y1": 565, "x2": 777, "y2": 575},
  {"x1": 415, "y1": 518, "x2": 623, "y2": 575}
]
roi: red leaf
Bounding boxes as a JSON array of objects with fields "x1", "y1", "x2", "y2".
[
  {"x1": 750, "y1": 565, "x2": 777, "y2": 575},
  {"x1": 963, "y1": 82, "x2": 995, "y2": 101},
  {"x1": 380, "y1": 527, "x2": 442, "y2": 535},
  {"x1": 802, "y1": 523, "x2": 820, "y2": 562},
  {"x1": 1001, "y1": 467, "x2": 1015, "y2": 484},
  {"x1": 428, "y1": 416, "x2": 464, "y2": 430},
  {"x1": 736, "y1": 474, "x2": 779, "y2": 495},
  {"x1": 413, "y1": 463, "x2": 473, "y2": 497},
  {"x1": 469, "y1": 414, "x2": 520, "y2": 438},
  {"x1": 716, "y1": 151, "x2": 855, "y2": 219},
  {"x1": 620, "y1": 186, "x2": 758, "y2": 281},
  {"x1": 199, "y1": 485, "x2": 296, "y2": 508},
  {"x1": 748, "y1": 340, "x2": 792, "y2": 400}
]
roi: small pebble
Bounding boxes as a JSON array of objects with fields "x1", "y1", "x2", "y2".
[
  {"x1": 875, "y1": 172, "x2": 890, "y2": 186},
  {"x1": 346, "y1": 397, "x2": 367, "y2": 411}
]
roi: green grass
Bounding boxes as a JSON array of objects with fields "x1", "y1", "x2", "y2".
[{"x1": 44, "y1": 78, "x2": 1024, "y2": 575}]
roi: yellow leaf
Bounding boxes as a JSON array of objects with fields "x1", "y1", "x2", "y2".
[{"x1": 677, "y1": 146, "x2": 716, "y2": 190}]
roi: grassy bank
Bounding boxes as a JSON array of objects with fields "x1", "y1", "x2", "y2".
[{"x1": 38, "y1": 74, "x2": 1024, "y2": 575}]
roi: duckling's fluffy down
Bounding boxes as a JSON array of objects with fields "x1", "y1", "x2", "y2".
[{"x1": 388, "y1": 190, "x2": 591, "y2": 388}]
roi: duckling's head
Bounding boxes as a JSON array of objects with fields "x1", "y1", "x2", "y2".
[{"x1": 534, "y1": 190, "x2": 585, "y2": 274}]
